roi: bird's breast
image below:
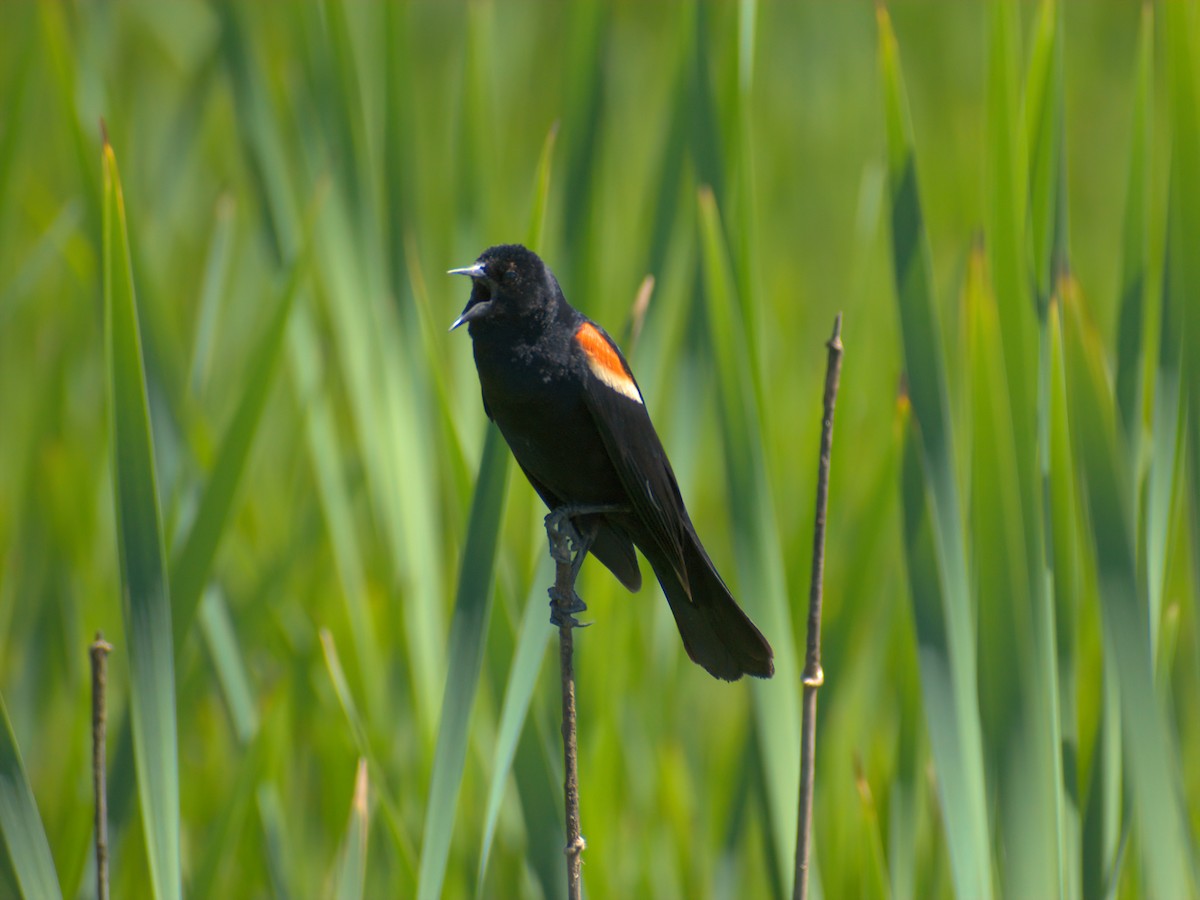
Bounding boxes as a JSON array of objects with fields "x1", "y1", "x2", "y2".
[{"x1": 474, "y1": 335, "x2": 573, "y2": 408}]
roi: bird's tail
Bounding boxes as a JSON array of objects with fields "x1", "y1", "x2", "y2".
[{"x1": 643, "y1": 534, "x2": 774, "y2": 681}]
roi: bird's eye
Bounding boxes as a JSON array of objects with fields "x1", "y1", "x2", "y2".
[{"x1": 502, "y1": 268, "x2": 517, "y2": 282}]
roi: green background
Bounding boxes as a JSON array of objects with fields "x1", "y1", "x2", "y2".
[{"x1": 0, "y1": 2, "x2": 1196, "y2": 898}]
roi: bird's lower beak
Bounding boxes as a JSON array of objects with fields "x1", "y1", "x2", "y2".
[
  {"x1": 448, "y1": 262, "x2": 492, "y2": 331},
  {"x1": 449, "y1": 299, "x2": 492, "y2": 331}
]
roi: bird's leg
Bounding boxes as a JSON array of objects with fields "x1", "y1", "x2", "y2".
[
  {"x1": 545, "y1": 509, "x2": 594, "y2": 627},
  {"x1": 544, "y1": 504, "x2": 626, "y2": 628}
]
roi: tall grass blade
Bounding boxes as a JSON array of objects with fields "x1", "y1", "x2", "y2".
[
  {"x1": 286, "y1": 301, "x2": 380, "y2": 713},
  {"x1": 316, "y1": 0, "x2": 371, "y2": 226},
  {"x1": 1057, "y1": 285, "x2": 1195, "y2": 899},
  {"x1": 311, "y1": 198, "x2": 416, "y2": 727},
  {"x1": 1080, "y1": 682, "x2": 1124, "y2": 900},
  {"x1": 416, "y1": 427, "x2": 509, "y2": 900},
  {"x1": 476, "y1": 560, "x2": 553, "y2": 892},
  {"x1": 170, "y1": 248, "x2": 305, "y2": 650},
  {"x1": 188, "y1": 587, "x2": 268, "y2": 899},
  {"x1": 887, "y1": 397, "x2": 924, "y2": 900},
  {"x1": 985, "y1": 0, "x2": 1035, "y2": 422},
  {"x1": 186, "y1": 728, "x2": 268, "y2": 900},
  {"x1": 558, "y1": 1, "x2": 606, "y2": 284},
  {"x1": 1026, "y1": 9, "x2": 1080, "y2": 895},
  {"x1": 215, "y1": 4, "x2": 299, "y2": 264},
  {"x1": 198, "y1": 587, "x2": 258, "y2": 744},
  {"x1": 216, "y1": 4, "x2": 392, "y2": 727},
  {"x1": 1114, "y1": 5, "x2": 1152, "y2": 443},
  {"x1": 966, "y1": 246, "x2": 1061, "y2": 898},
  {"x1": 332, "y1": 760, "x2": 369, "y2": 900},
  {"x1": 696, "y1": 186, "x2": 800, "y2": 893},
  {"x1": 687, "y1": 7, "x2": 726, "y2": 206},
  {"x1": 188, "y1": 196, "x2": 236, "y2": 397},
  {"x1": 306, "y1": 2, "x2": 445, "y2": 732},
  {"x1": 403, "y1": 236, "x2": 471, "y2": 498},
  {"x1": 877, "y1": 10, "x2": 991, "y2": 897},
  {"x1": 381, "y1": 2, "x2": 411, "y2": 307},
  {"x1": 731, "y1": 0, "x2": 765, "y2": 396},
  {"x1": 1146, "y1": 193, "x2": 1184, "y2": 669},
  {"x1": 0, "y1": 694, "x2": 61, "y2": 900},
  {"x1": 1046, "y1": 247, "x2": 1092, "y2": 900},
  {"x1": 897, "y1": 398, "x2": 957, "y2": 880},
  {"x1": 1026, "y1": 0, "x2": 1067, "y2": 306},
  {"x1": 103, "y1": 136, "x2": 182, "y2": 900},
  {"x1": 527, "y1": 123, "x2": 559, "y2": 256},
  {"x1": 320, "y1": 629, "x2": 370, "y2": 757},
  {"x1": 256, "y1": 784, "x2": 293, "y2": 898},
  {"x1": 1047, "y1": 283, "x2": 1120, "y2": 897},
  {"x1": 642, "y1": 11, "x2": 693, "y2": 285},
  {"x1": 1166, "y1": 0, "x2": 1200, "y2": 646}
]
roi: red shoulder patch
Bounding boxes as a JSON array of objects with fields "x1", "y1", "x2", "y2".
[{"x1": 575, "y1": 322, "x2": 642, "y2": 403}]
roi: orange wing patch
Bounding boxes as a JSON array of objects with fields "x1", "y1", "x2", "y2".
[{"x1": 575, "y1": 322, "x2": 643, "y2": 404}]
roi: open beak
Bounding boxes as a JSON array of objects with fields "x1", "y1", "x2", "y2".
[{"x1": 448, "y1": 263, "x2": 491, "y2": 331}]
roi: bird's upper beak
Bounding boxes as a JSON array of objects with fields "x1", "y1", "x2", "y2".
[
  {"x1": 447, "y1": 263, "x2": 486, "y2": 279},
  {"x1": 448, "y1": 263, "x2": 492, "y2": 331}
]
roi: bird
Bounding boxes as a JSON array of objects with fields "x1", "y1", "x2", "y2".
[{"x1": 449, "y1": 244, "x2": 773, "y2": 681}]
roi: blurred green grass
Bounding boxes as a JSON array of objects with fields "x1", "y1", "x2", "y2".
[{"x1": 0, "y1": 2, "x2": 1197, "y2": 898}]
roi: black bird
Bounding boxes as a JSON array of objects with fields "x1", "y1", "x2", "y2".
[{"x1": 450, "y1": 244, "x2": 773, "y2": 681}]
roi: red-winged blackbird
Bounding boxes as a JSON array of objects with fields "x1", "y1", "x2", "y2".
[{"x1": 450, "y1": 244, "x2": 773, "y2": 681}]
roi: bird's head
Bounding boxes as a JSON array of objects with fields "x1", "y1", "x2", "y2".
[{"x1": 448, "y1": 244, "x2": 557, "y2": 332}]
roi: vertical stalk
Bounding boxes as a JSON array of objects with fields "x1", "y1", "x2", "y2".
[
  {"x1": 91, "y1": 633, "x2": 113, "y2": 900},
  {"x1": 557, "y1": 603, "x2": 584, "y2": 900},
  {"x1": 544, "y1": 502, "x2": 622, "y2": 898},
  {"x1": 546, "y1": 513, "x2": 588, "y2": 900},
  {"x1": 794, "y1": 314, "x2": 844, "y2": 899}
]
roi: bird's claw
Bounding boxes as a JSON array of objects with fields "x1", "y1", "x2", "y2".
[
  {"x1": 548, "y1": 586, "x2": 589, "y2": 628},
  {"x1": 549, "y1": 609, "x2": 590, "y2": 629}
]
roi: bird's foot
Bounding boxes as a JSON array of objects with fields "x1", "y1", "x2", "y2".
[
  {"x1": 548, "y1": 586, "x2": 589, "y2": 629},
  {"x1": 544, "y1": 504, "x2": 626, "y2": 627},
  {"x1": 544, "y1": 507, "x2": 585, "y2": 561},
  {"x1": 544, "y1": 503, "x2": 629, "y2": 564}
]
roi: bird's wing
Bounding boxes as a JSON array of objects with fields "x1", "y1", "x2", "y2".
[{"x1": 573, "y1": 321, "x2": 689, "y2": 585}]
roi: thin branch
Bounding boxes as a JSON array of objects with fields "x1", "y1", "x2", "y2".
[
  {"x1": 544, "y1": 503, "x2": 624, "y2": 900},
  {"x1": 91, "y1": 632, "x2": 113, "y2": 900},
  {"x1": 554, "y1": 571, "x2": 585, "y2": 900},
  {"x1": 794, "y1": 313, "x2": 844, "y2": 900}
]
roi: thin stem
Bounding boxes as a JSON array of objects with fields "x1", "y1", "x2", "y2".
[
  {"x1": 556, "y1": 591, "x2": 584, "y2": 900},
  {"x1": 542, "y1": 504, "x2": 624, "y2": 898},
  {"x1": 542, "y1": 505, "x2": 609, "y2": 899},
  {"x1": 794, "y1": 314, "x2": 844, "y2": 900},
  {"x1": 91, "y1": 632, "x2": 113, "y2": 900}
]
